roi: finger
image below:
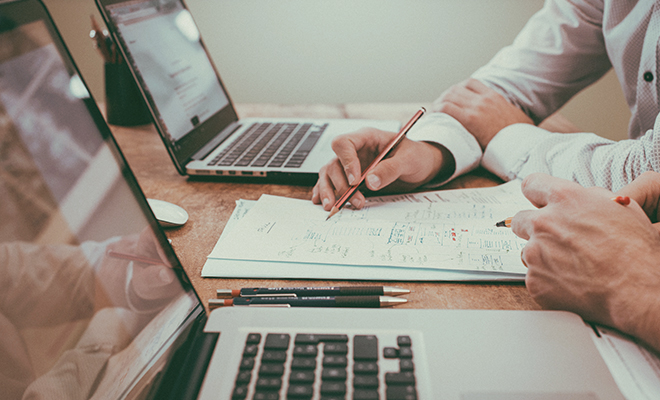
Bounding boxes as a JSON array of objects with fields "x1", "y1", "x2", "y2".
[
  {"x1": 325, "y1": 160, "x2": 367, "y2": 209},
  {"x1": 315, "y1": 162, "x2": 341, "y2": 210},
  {"x1": 519, "y1": 173, "x2": 577, "y2": 208},
  {"x1": 509, "y1": 209, "x2": 537, "y2": 240},
  {"x1": 464, "y1": 78, "x2": 492, "y2": 95},
  {"x1": 332, "y1": 129, "x2": 390, "y2": 186},
  {"x1": 434, "y1": 101, "x2": 470, "y2": 125},
  {"x1": 652, "y1": 222, "x2": 660, "y2": 235},
  {"x1": 311, "y1": 184, "x2": 321, "y2": 204},
  {"x1": 615, "y1": 171, "x2": 660, "y2": 222}
]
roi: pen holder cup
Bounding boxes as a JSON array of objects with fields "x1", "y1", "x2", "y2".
[{"x1": 104, "y1": 62, "x2": 151, "y2": 126}]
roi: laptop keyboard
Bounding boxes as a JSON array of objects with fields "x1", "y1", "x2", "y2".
[
  {"x1": 208, "y1": 122, "x2": 328, "y2": 169},
  {"x1": 231, "y1": 332, "x2": 418, "y2": 400}
]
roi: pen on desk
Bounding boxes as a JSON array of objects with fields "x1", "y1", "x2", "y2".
[
  {"x1": 326, "y1": 107, "x2": 426, "y2": 221},
  {"x1": 106, "y1": 250, "x2": 166, "y2": 266},
  {"x1": 495, "y1": 195, "x2": 633, "y2": 228},
  {"x1": 208, "y1": 295, "x2": 407, "y2": 309},
  {"x1": 216, "y1": 286, "x2": 410, "y2": 298}
]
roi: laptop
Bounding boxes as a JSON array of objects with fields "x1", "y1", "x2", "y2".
[
  {"x1": 94, "y1": 0, "x2": 400, "y2": 183},
  {"x1": 0, "y1": 1, "x2": 625, "y2": 399}
]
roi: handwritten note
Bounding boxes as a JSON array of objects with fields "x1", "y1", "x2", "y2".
[{"x1": 208, "y1": 181, "x2": 533, "y2": 274}]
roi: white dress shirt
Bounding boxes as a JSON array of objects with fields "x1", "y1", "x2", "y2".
[{"x1": 407, "y1": 0, "x2": 660, "y2": 191}]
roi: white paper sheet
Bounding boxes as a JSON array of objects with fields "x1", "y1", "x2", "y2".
[{"x1": 203, "y1": 181, "x2": 532, "y2": 280}]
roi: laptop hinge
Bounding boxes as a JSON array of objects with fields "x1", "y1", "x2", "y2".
[{"x1": 191, "y1": 122, "x2": 242, "y2": 161}]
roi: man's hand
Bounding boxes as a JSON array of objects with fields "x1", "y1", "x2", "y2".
[
  {"x1": 312, "y1": 127, "x2": 453, "y2": 210},
  {"x1": 433, "y1": 79, "x2": 533, "y2": 149},
  {"x1": 511, "y1": 173, "x2": 660, "y2": 352}
]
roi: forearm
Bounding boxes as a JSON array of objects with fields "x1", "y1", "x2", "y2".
[
  {"x1": 612, "y1": 283, "x2": 660, "y2": 353},
  {"x1": 483, "y1": 122, "x2": 660, "y2": 191},
  {"x1": 471, "y1": 0, "x2": 610, "y2": 123}
]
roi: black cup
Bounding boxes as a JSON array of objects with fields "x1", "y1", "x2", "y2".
[{"x1": 104, "y1": 62, "x2": 151, "y2": 126}]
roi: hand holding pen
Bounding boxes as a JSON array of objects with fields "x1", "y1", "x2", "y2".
[
  {"x1": 326, "y1": 108, "x2": 425, "y2": 220},
  {"x1": 312, "y1": 107, "x2": 447, "y2": 216}
]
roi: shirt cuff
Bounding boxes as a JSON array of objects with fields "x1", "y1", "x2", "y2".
[
  {"x1": 482, "y1": 123, "x2": 554, "y2": 180},
  {"x1": 406, "y1": 112, "x2": 482, "y2": 187}
]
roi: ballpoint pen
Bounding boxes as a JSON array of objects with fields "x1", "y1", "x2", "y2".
[
  {"x1": 208, "y1": 295, "x2": 407, "y2": 308},
  {"x1": 326, "y1": 107, "x2": 426, "y2": 220},
  {"x1": 216, "y1": 286, "x2": 410, "y2": 298}
]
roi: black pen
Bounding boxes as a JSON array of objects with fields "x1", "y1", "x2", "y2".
[
  {"x1": 208, "y1": 295, "x2": 407, "y2": 309},
  {"x1": 216, "y1": 286, "x2": 410, "y2": 298}
]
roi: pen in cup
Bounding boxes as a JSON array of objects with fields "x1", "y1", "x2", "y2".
[
  {"x1": 326, "y1": 107, "x2": 426, "y2": 221},
  {"x1": 494, "y1": 195, "x2": 632, "y2": 228}
]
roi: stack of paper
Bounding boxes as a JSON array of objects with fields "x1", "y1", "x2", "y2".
[{"x1": 202, "y1": 180, "x2": 535, "y2": 281}]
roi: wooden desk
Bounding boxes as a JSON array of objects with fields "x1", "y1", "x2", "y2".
[{"x1": 109, "y1": 103, "x2": 541, "y2": 312}]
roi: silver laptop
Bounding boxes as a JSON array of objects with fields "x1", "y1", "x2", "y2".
[
  {"x1": 0, "y1": 1, "x2": 624, "y2": 399},
  {"x1": 95, "y1": 0, "x2": 400, "y2": 183}
]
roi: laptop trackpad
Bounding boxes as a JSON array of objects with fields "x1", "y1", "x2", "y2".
[{"x1": 462, "y1": 393, "x2": 599, "y2": 400}]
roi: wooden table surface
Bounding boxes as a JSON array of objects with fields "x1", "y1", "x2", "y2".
[{"x1": 109, "y1": 103, "x2": 540, "y2": 313}]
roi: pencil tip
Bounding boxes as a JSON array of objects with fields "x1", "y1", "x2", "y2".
[{"x1": 326, "y1": 207, "x2": 339, "y2": 221}]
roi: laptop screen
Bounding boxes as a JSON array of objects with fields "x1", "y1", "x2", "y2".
[
  {"x1": 0, "y1": 1, "x2": 201, "y2": 399},
  {"x1": 103, "y1": 0, "x2": 230, "y2": 145}
]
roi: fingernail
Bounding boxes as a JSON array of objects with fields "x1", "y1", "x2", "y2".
[
  {"x1": 352, "y1": 197, "x2": 363, "y2": 208},
  {"x1": 322, "y1": 197, "x2": 330, "y2": 207},
  {"x1": 347, "y1": 173, "x2": 356, "y2": 185},
  {"x1": 366, "y1": 174, "x2": 380, "y2": 190}
]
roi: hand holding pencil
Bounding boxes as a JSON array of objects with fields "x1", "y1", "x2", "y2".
[{"x1": 314, "y1": 107, "x2": 454, "y2": 218}]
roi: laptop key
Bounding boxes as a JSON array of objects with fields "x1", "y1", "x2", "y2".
[
  {"x1": 287, "y1": 384, "x2": 314, "y2": 398},
  {"x1": 386, "y1": 385, "x2": 417, "y2": 400},
  {"x1": 399, "y1": 359, "x2": 415, "y2": 372},
  {"x1": 383, "y1": 347, "x2": 398, "y2": 358},
  {"x1": 353, "y1": 375, "x2": 379, "y2": 388},
  {"x1": 385, "y1": 372, "x2": 416, "y2": 385},
  {"x1": 239, "y1": 357, "x2": 255, "y2": 370},
  {"x1": 323, "y1": 355, "x2": 348, "y2": 367},
  {"x1": 353, "y1": 362, "x2": 378, "y2": 375},
  {"x1": 354, "y1": 389, "x2": 379, "y2": 400},
  {"x1": 398, "y1": 347, "x2": 413, "y2": 359},
  {"x1": 353, "y1": 335, "x2": 378, "y2": 360},
  {"x1": 324, "y1": 343, "x2": 348, "y2": 354},
  {"x1": 259, "y1": 363, "x2": 284, "y2": 376},
  {"x1": 291, "y1": 357, "x2": 316, "y2": 370},
  {"x1": 231, "y1": 385, "x2": 248, "y2": 399},
  {"x1": 246, "y1": 333, "x2": 262, "y2": 344},
  {"x1": 253, "y1": 392, "x2": 279, "y2": 400},
  {"x1": 255, "y1": 377, "x2": 282, "y2": 390},
  {"x1": 289, "y1": 370, "x2": 315, "y2": 383},
  {"x1": 322, "y1": 367, "x2": 347, "y2": 380},
  {"x1": 264, "y1": 333, "x2": 290, "y2": 350},
  {"x1": 293, "y1": 344, "x2": 318, "y2": 357},
  {"x1": 235, "y1": 370, "x2": 252, "y2": 384},
  {"x1": 397, "y1": 336, "x2": 412, "y2": 347},
  {"x1": 320, "y1": 381, "x2": 347, "y2": 395}
]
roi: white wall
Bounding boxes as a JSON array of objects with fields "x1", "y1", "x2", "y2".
[{"x1": 45, "y1": 0, "x2": 630, "y2": 141}]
